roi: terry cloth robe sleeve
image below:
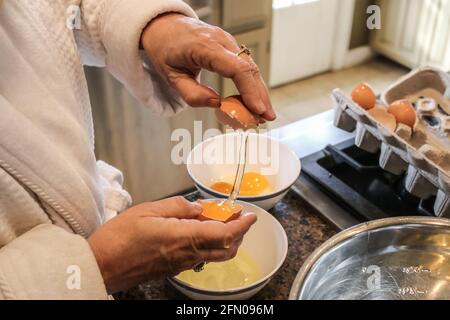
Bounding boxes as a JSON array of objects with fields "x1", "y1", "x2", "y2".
[
  {"x1": 0, "y1": 224, "x2": 108, "y2": 300},
  {"x1": 75, "y1": 0, "x2": 198, "y2": 115}
]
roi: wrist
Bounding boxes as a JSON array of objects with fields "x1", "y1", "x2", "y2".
[
  {"x1": 87, "y1": 236, "x2": 115, "y2": 293},
  {"x1": 140, "y1": 12, "x2": 185, "y2": 50}
]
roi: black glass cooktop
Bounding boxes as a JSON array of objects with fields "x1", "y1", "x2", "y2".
[{"x1": 301, "y1": 139, "x2": 436, "y2": 222}]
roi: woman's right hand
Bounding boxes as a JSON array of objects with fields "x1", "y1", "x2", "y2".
[{"x1": 87, "y1": 196, "x2": 257, "y2": 293}]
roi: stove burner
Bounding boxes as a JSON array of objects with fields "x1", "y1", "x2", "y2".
[{"x1": 301, "y1": 139, "x2": 436, "y2": 222}]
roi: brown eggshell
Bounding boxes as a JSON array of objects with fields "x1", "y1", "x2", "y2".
[
  {"x1": 198, "y1": 211, "x2": 242, "y2": 223},
  {"x1": 216, "y1": 95, "x2": 260, "y2": 130},
  {"x1": 351, "y1": 83, "x2": 377, "y2": 110},
  {"x1": 387, "y1": 99, "x2": 417, "y2": 128},
  {"x1": 368, "y1": 104, "x2": 397, "y2": 132},
  {"x1": 198, "y1": 200, "x2": 243, "y2": 223}
]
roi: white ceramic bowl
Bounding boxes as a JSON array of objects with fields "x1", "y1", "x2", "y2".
[
  {"x1": 169, "y1": 201, "x2": 288, "y2": 300},
  {"x1": 187, "y1": 133, "x2": 301, "y2": 210}
]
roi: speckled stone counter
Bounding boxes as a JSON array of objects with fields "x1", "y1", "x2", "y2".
[{"x1": 117, "y1": 190, "x2": 337, "y2": 300}]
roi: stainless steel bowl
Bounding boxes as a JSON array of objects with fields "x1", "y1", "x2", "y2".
[{"x1": 290, "y1": 217, "x2": 450, "y2": 300}]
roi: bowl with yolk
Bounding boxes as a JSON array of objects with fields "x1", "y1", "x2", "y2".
[
  {"x1": 187, "y1": 133, "x2": 301, "y2": 210},
  {"x1": 169, "y1": 201, "x2": 288, "y2": 300}
]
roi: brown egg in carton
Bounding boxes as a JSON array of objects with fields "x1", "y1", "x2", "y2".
[{"x1": 333, "y1": 67, "x2": 450, "y2": 218}]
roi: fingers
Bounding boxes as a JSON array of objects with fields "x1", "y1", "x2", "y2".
[
  {"x1": 225, "y1": 212, "x2": 258, "y2": 240},
  {"x1": 161, "y1": 212, "x2": 257, "y2": 276},
  {"x1": 193, "y1": 36, "x2": 276, "y2": 121},
  {"x1": 196, "y1": 47, "x2": 266, "y2": 114},
  {"x1": 217, "y1": 34, "x2": 276, "y2": 121},
  {"x1": 168, "y1": 72, "x2": 221, "y2": 108},
  {"x1": 219, "y1": 49, "x2": 276, "y2": 121},
  {"x1": 245, "y1": 58, "x2": 276, "y2": 121},
  {"x1": 170, "y1": 241, "x2": 242, "y2": 277},
  {"x1": 200, "y1": 241, "x2": 241, "y2": 263},
  {"x1": 134, "y1": 197, "x2": 203, "y2": 219},
  {"x1": 192, "y1": 212, "x2": 257, "y2": 250}
]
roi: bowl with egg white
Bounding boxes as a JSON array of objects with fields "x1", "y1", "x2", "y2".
[
  {"x1": 169, "y1": 201, "x2": 288, "y2": 300},
  {"x1": 186, "y1": 133, "x2": 301, "y2": 210}
]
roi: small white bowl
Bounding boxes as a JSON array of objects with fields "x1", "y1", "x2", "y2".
[
  {"x1": 187, "y1": 133, "x2": 301, "y2": 210},
  {"x1": 169, "y1": 201, "x2": 288, "y2": 300}
]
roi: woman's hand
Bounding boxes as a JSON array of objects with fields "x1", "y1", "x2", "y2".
[
  {"x1": 87, "y1": 197, "x2": 257, "y2": 293},
  {"x1": 141, "y1": 13, "x2": 276, "y2": 121}
]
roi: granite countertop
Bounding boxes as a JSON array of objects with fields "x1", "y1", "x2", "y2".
[{"x1": 117, "y1": 190, "x2": 337, "y2": 300}]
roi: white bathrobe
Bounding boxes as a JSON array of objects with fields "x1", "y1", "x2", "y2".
[{"x1": 0, "y1": 0, "x2": 195, "y2": 299}]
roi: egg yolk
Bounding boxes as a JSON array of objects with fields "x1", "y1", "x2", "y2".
[
  {"x1": 240, "y1": 172, "x2": 269, "y2": 196},
  {"x1": 200, "y1": 201, "x2": 241, "y2": 223},
  {"x1": 210, "y1": 182, "x2": 233, "y2": 195},
  {"x1": 210, "y1": 172, "x2": 269, "y2": 196}
]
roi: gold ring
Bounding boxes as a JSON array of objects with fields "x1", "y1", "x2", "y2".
[{"x1": 236, "y1": 44, "x2": 251, "y2": 57}]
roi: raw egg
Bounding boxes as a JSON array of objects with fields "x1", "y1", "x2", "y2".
[
  {"x1": 368, "y1": 104, "x2": 397, "y2": 132},
  {"x1": 177, "y1": 249, "x2": 262, "y2": 290},
  {"x1": 210, "y1": 172, "x2": 270, "y2": 196},
  {"x1": 199, "y1": 200, "x2": 242, "y2": 223},
  {"x1": 210, "y1": 182, "x2": 233, "y2": 195},
  {"x1": 216, "y1": 95, "x2": 261, "y2": 130},
  {"x1": 388, "y1": 99, "x2": 417, "y2": 128},
  {"x1": 239, "y1": 172, "x2": 269, "y2": 196},
  {"x1": 351, "y1": 83, "x2": 377, "y2": 110}
]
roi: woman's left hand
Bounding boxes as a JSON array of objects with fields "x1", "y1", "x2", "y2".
[{"x1": 141, "y1": 13, "x2": 276, "y2": 121}]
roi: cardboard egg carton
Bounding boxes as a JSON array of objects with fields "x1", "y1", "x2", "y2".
[{"x1": 332, "y1": 67, "x2": 450, "y2": 218}]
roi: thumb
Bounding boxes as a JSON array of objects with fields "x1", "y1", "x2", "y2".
[
  {"x1": 139, "y1": 197, "x2": 203, "y2": 219},
  {"x1": 169, "y1": 72, "x2": 221, "y2": 108}
]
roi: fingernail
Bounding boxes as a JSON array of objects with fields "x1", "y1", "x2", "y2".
[
  {"x1": 267, "y1": 109, "x2": 277, "y2": 120},
  {"x1": 223, "y1": 235, "x2": 233, "y2": 249},
  {"x1": 207, "y1": 98, "x2": 221, "y2": 108},
  {"x1": 191, "y1": 202, "x2": 203, "y2": 214}
]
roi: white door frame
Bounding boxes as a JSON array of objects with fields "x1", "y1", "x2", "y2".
[
  {"x1": 331, "y1": 0, "x2": 356, "y2": 70},
  {"x1": 332, "y1": 0, "x2": 375, "y2": 70}
]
